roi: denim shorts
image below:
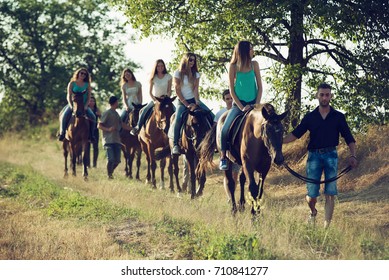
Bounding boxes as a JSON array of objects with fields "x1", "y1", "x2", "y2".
[{"x1": 306, "y1": 149, "x2": 338, "y2": 198}]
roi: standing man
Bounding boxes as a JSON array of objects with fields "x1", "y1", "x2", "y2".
[
  {"x1": 214, "y1": 89, "x2": 241, "y2": 202},
  {"x1": 283, "y1": 83, "x2": 358, "y2": 228},
  {"x1": 98, "y1": 96, "x2": 131, "y2": 179}
]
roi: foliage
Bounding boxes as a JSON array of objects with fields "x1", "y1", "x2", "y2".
[
  {"x1": 111, "y1": 0, "x2": 389, "y2": 131},
  {"x1": 0, "y1": 0, "x2": 138, "y2": 133}
]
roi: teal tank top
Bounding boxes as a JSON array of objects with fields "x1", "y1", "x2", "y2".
[
  {"x1": 234, "y1": 67, "x2": 257, "y2": 103},
  {"x1": 72, "y1": 82, "x2": 88, "y2": 104}
]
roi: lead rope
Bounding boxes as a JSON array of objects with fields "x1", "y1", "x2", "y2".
[{"x1": 282, "y1": 163, "x2": 352, "y2": 184}]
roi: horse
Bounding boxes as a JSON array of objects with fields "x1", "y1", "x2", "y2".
[
  {"x1": 62, "y1": 93, "x2": 91, "y2": 180},
  {"x1": 120, "y1": 103, "x2": 146, "y2": 179},
  {"x1": 197, "y1": 103, "x2": 287, "y2": 216},
  {"x1": 157, "y1": 107, "x2": 213, "y2": 198},
  {"x1": 138, "y1": 96, "x2": 176, "y2": 189}
]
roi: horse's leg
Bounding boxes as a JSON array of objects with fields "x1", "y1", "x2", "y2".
[
  {"x1": 225, "y1": 167, "x2": 237, "y2": 214},
  {"x1": 63, "y1": 141, "x2": 68, "y2": 178},
  {"x1": 243, "y1": 163, "x2": 260, "y2": 217},
  {"x1": 195, "y1": 156, "x2": 206, "y2": 198},
  {"x1": 135, "y1": 148, "x2": 141, "y2": 180},
  {"x1": 71, "y1": 144, "x2": 77, "y2": 177},
  {"x1": 238, "y1": 171, "x2": 246, "y2": 212},
  {"x1": 82, "y1": 143, "x2": 89, "y2": 181},
  {"x1": 172, "y1": 154, "x2": 181, "y2": 194},
  {"x1": 159, "y1": 158, "x2": 166, "y2": 190},
  {"x1": 167, "y1": 156, "x2": 174, "y2": 190},
  {"x1": 187, "y1": 153, "x2": 197, "y2": 199},
  {"x1": 128, "y1": 150, "x2": 135, "y2": 179}
]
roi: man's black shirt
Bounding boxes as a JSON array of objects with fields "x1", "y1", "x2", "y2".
[{"x1": 292, "y1": 106, "x2": 355, "y2": 150}]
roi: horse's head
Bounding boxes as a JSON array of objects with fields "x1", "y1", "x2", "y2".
[
  {"x1": 261, "y1": 104, "x2": 288, "y2": 166},
  {"x1": 71, "y1": 93, "x2": 86, "y2": 117},
  {"x1": 186, "y1": 107, "x2": 213, "y2": 149},
  {"x1": 154, "y1": 96, "x2": 177, "y2": 133},
  {"x1": 129, "y1": 103, "x2": 147, "y2": 127}
]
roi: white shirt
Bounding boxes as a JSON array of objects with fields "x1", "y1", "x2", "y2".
[
  {"x1": 214, "y1": 107, "x2": 227, "y2": 123},
  {"x1": 174, "y1": 70, "x2": 200, "y2": 100},
  {"x1": 152, "y1": 74, "x2": 172, "y2": 97},
  {"x1": 123, "y1": 81, "x2": 141, "y2": 109}
]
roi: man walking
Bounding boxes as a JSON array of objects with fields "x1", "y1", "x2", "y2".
[
  {"x1": 283, "y1": 83, "x2": 358, "y2": 228},
  {"x1": 98, "y1": 96, "x2": 131, "y2": 179}
]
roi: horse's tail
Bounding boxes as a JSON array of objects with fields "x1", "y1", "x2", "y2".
[
  {"x1": 155, "y1": 145, "x2": 171, "y2": 160},
  {"x1": 196, "y1": 123, "x2": 217, "y2": 178}
]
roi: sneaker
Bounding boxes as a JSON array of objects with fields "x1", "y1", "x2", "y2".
[
  {"x1": 172, "y1": 145, "x2": 181, "y2": 155},
  {"x1": 130, "y1": 127, "x2": 139, "y2": 136},
  {"x1": 219, "y1": 158, "x2": 229, "y2": 170},
  {"x1": 307, "y1": 209, "x2": 317, "y2": 226},
  {"x1": 58, "y1": 133, "x2": 65, "y2": 141}
]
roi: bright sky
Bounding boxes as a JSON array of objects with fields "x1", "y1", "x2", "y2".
[{"x1": 123, "y1": 34, "x2": 226, "y2": 113}]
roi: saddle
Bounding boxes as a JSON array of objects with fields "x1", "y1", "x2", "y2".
[{"x1": 226, "y1": 108, "x2": 253, "y2": 165}]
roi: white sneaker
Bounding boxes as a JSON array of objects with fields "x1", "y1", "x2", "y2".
[{"x1": 172, "y1": 145, "x2": 181, "y2": 155}]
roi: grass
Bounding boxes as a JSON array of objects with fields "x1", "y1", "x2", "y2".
[{"x1": 0, "y1": 124, "x2": 388, "y2": 260}]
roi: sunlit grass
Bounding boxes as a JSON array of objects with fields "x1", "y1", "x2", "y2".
[{"x1": 0, "y1": 124, "x2": 388, "y2": 260}]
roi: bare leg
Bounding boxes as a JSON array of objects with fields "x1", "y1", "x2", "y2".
[
  {"x1": 324, "y1": 195, "x2": 335, "y2": 229},
  {"x1": 306, "y1": 195, "x2": 317, "y2": 225}
]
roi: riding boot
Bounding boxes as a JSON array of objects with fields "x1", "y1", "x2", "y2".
[{"x1": 324, "y1": 195, "x2": 335, "y2": 229}]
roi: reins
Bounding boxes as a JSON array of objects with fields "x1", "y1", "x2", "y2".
[{"x1": 282, "y1": 163, "x2": 352, "y2": 184}]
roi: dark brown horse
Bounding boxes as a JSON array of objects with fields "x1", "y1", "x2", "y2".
[
  {"x1": 120, "y1": 103, "x2": 146, "y2": 179},
  {"x1": 139, "y1": 96, "x2": 176, "y2": 189},
  {"x1": 198, "y1": 103, "x2": 287, "y2": 216},
  {"x1": 169, "y1": 107, "x2": 213, "y2": 198},
  {"x1": 63, "y1": 93, "x2": 90, "y2": 180}
]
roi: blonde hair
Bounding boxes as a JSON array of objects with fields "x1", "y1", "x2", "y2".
[{"x1": 230, "y1": 41, "x2": 252, "y2": 71}]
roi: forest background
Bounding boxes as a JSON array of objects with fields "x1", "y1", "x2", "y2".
[{"x1": 0, "y1": 0, "x2": 388, "y2": 134}]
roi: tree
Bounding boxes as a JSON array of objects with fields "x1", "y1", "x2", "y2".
[
  {"x1": 111, "y1": 0, "x2": 388, "y2": 131},
  {"x1": 0, "y1": 0, "x2": 137, "y2": 132}
]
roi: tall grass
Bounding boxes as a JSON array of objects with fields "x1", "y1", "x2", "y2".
[{"x1": 0, "y1": 124, "x2": 388, "y2": 260}]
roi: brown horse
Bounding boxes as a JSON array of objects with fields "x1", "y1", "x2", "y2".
[
  {"x1": 198, "y1": 103, "x2": 287, "y2": 216},
  {"x1": 120, "y1": 103, "x2": 146, "y2": 179},
  {"x1": 138, "y1": 96, "x2": 176, "y2": 189},
  {"x1": 166, "y1": 107, "x2": 213, "y2": 198},
  {"x1": 63, "y1": 93, "x2": 90, "y2": 180}
]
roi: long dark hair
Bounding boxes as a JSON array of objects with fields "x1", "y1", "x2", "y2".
[
  {"x1": 230, "y1": 41, "x2": 252, "y2": 71},
  {"x1": 149, "y1": 59, "x2": 168, "y2": 83}
]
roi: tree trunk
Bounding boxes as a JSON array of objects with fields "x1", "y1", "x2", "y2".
[{"x1": 285, "y1": 1, "x2": 305, "y2": 130}]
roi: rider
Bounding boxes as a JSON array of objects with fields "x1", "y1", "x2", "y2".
[
  {"x1": 172, "y1": 53, "x2": 214, "y2": 155},
  {"x1": 130, "y1": 59, "x2": 172, "y2": 135},
  {"x1": 58, "y1": 68, "x2": 96, "y2": 142},
  {"x1": 120, "y1": 68, "x2": 142, "y2": 123},
  {"x1": 219, "y1": 41, "x2": 263, "y2": 170}
]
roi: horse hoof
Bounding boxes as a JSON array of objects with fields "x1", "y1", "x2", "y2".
[{"x1": 83, "y1": 177, "x2": 88, "y2": 182}]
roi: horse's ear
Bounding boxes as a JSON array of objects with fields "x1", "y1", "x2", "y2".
[
  {"x1": 155, "y1": 97, "x2": 163, "y2": 103},
  {"x1": 279, "y1": 111, "x2": 288, "y2": 121},
  {"x1": 262, "y1": 106, "x2": 270, "y2": 120},
  {"x1": 171, "y1": 96, "x2": 177, "y2": 102},
  {"x1": 141, "y1": 103, "x2": 147, "y2": 109},
  {"x1": 131, "y1": 102, "x2": 136, "y2": 107}
]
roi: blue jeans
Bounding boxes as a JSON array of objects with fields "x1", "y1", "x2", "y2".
[
  {"x1": 104, "y1": 143, "x2": 122, "y2": 166},
  {"x1": 173, "y1": 98, "x2": 213, "y2": 146},
  {"x1": 136, "y1": 101, "x2": 154, "y2": 129},
  {"x1": 306, "y1": 149, "x2": 338, "y2": 198},
  {"x1": 59, "y1": 105, "x2": 96, "y2": 135},
  {"x1": 220, "y1": 100, "x2": 255, "y2": 151}
]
